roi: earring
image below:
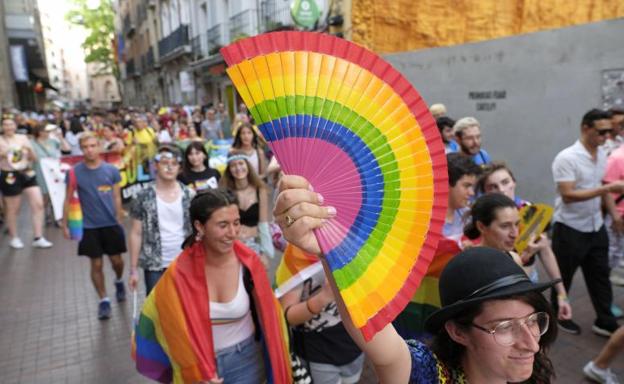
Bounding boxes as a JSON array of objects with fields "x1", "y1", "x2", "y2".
[{"x1": 195, "y1": 231, "x2": 204, "y2": 242}]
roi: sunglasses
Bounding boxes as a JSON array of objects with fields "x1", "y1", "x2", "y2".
[
  {"x1": 597, "y1": 129, "x2": 613, "y2": 136},
  {"x1": 155, "y1": 152, "x2": 182, "y2": 163}
]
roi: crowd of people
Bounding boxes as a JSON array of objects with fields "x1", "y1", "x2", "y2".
[{"x1": 1, "y1": 102, "x2": 623, "y2": 383}]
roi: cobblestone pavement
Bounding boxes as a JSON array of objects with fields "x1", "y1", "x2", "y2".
[{"x1": 0, "y1": 209, "x2": 622, "y2": 383}]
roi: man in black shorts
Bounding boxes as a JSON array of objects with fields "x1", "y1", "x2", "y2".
[{"x1": 61, "y1": 132, "x2": 126, "y2": 320}]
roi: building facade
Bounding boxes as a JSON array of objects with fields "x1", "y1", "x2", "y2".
[
  {"x1": 348, "y1": 0, "x2": 624, "y2": 53},
  {"x1": 117, "y1": 0, "x2": 335, "y2": 112},
  {"x1": 1, "y1": 0, "x2": 49, "y2": 110},
  {"x1": 38, "y1": 0, "x2": 89, "y2": 108},
  {"x1": 118, "y1": 0, "x2": 165, "y2": 108}
]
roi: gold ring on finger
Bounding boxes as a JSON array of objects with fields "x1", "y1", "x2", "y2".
[{"x1": 285, "y1": 214, "x2": 296, "y2": 228}]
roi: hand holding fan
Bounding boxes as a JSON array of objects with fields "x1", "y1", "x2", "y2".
[{"x1": 221, "y1": 32, "x2": 448, "y2": 341}]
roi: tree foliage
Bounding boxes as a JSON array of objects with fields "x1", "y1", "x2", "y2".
[{"x1": 66, "y1": 0, "x2": 118, "y2": 78}]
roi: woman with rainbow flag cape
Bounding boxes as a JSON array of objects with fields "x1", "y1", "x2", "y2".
[
  {"x1": 275, "y1": 244, "x2": 364, "y2": 383},
  {"x1": 132, "y1": 189, "x2": 291, "y2": 383}
]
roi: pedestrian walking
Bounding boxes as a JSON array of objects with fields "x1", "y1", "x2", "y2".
[
  {"x1": 61, "y1": 132, "x2": 127, "y2": 320},
  {"x1": 128, "y1": 145, "x2": 193, "y2": 295},
  {"x1": 551, "y1": 108, "x2": 624, "y2": 336},
  {"x1": 133, "y1": 189, "x2": 291, "y2": 383},
  {"x1": 0, "y1": 116, "x2": 53, "y2": 249}
]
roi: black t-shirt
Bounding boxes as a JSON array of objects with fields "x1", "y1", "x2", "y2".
[
  {"x1": 291, "y1": 271, "x2": 362, "y2": 365},
  {"x1": 177, "y1": 168, "x2": 220, "y2": 192}
]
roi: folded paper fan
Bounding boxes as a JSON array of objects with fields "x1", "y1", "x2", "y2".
[
  {"x1": 221, "y1": 32, "x2": 448, "y2": 341},
  {"x1": 515, "y1": 203, "x2": 553, "y2": 254}
]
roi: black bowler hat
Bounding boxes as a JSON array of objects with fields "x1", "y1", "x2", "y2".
[{"x1": 424, "y1": 247, "x2": 559, "y2": 333}]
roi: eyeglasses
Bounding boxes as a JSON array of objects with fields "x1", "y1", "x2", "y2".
[
  {"x1": 596, "y1": 129, "x2": 613, "y2": 136},
  {"x1": 471, "y1": 312, "x2": 549, "y2": 346}
]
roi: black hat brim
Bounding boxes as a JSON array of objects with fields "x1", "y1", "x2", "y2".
[{"x1": 424, "y1": 278, "x2": 558, "y2": 334}]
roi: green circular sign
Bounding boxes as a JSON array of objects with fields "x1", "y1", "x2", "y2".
[{"x1": 291, "y1": 0, "x2": 320, "y2": 29}]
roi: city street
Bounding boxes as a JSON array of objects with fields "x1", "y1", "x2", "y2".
[{"x1": 1, "y1": 207, "x2": 623, "y2": 383}]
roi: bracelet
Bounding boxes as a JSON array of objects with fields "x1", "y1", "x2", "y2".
[
  {"x1": 130, "y1": 269, "x2": 138, "y2": 276},
  {"x1": 306, "y1": 299, "x2": 318, "y2": 315},
  {"x1": 557, "y1": 294, "x2": 569, "y2": 303},
  {"x1": 284, "y1": 305, "x2": 293, "y2": 324}
]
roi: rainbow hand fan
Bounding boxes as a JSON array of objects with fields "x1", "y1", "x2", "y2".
[{"x1": 221, "y1": 32, "x2": 448, "y2": 341}]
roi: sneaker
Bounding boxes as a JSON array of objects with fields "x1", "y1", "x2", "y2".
[
  {"x1": 611, "y1": 268, "x2": 624, "y2": 286},
  {"x1": 115, "y1": 280, "x2": 126, "y2": 302},
  {"x1": 32, "y1": 237, "x2": 53, "y2": 248},
  {"x1": 558, "y1": 319, "x2": 581, "y2": 334},
  {"x1": 592, "y1": 321, "x2": 619, "y2": 337},
  {"x1": 9, "y1": 237, "x2": 24, "y2": 249},
  {"x1": 98, "y1": 301, "x2": 111, "y2": 320},
  {"x1": 612, "y1": 304, "x2": 624, "y2": 319},
  {"x1": 583, "y1": 361, "x2": 620, "y2": 384}
]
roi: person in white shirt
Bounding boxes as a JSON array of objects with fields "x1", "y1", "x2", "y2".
[
  {"x1": 551, "y1": 108, "x2": 624, "y2": 337},
  {"x1": 128, "y1": 145, "x2": 194, "y2": 295}
]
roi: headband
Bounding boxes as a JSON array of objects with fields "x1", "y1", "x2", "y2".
[
  {"x1": 227, "y1": 154, "x2": 250, "y2": 164},
  {"x1": 155, "y1": 151, "x2": 182, "y2": 163}
]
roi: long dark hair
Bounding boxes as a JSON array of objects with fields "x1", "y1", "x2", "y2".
[
  {"x1": 464, "y1": 193, "x2": 517, "y2": 240},
  {"x1": 430, "y1": 291, "x2": 557, "y2": 383},
  {"x1": 220, "y1": 149, "x2": 266, "y2": 191},
  {"x1": 182, "y1": 141, "x2": 210, "y2": 176},
  {"x1": 182, "y1": 188, "x2": 239, "y2": 249},
  {"x1": 232, "y1": 122, "x2": 260, "y2": 149}
]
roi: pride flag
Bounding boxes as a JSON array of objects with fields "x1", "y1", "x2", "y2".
[
  {"x1": 274, "y1": 244, "x2": 322, "y2": 298},
  {"x1": 67, "y1": 168, "x2": 83, "y2": 241},
  {"x1": 132, "y1": 241, "x2": 292, "y2": 383},
  {"x1": 393, "y1": 238, "x2": 462, "y2": 340}
]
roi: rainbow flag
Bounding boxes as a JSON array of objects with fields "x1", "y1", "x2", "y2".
[
  {"x1": 67, "y1": 168, "x2": 83, "y2": 241},
  {"x1": 132, "y1": 241, "x2": 292, "y2": 383},
  {"x1": 274, "y1": 244, "x2": 322, "y2": 298},
  {"x1": 393, "y1": 238, "x2": 462, "y2": 340}
]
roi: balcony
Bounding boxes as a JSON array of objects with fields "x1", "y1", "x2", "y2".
[
  {"x1": 146, "y1": 46, "x2": 156, "y2": 69},
  {"x1": 158, "y1": 25, "x2": 191, "y2": 62},
  {"x1": 229, "y1": 10, "x2": 258, "y2": 41},
  {"x1": 191, "y1": 35, "x2": 205, "y2": 61},
  {"x1": 206, "y1": 24, "x2": 222, "y2": 56},
  {"x1": 123, "y1": 15, "x2": 136, "y2": 37},
  {"x1": 126, "y1": 58, "x2": 136, "y2": 77},
  {"x1": 140, "y1": 53, "x2": 148, "y2": 72},
  {"x1": 136, "y1": 2, "x2": 148, "y2": 23},
  {"x1": 260, "y1": 1, "x2": 293, "y2": 32}
]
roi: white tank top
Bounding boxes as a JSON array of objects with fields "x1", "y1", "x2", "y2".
[{"x1": 209, "y1": 266, "x2": 255, "y2": 351}]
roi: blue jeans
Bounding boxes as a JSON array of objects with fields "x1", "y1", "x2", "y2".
[
  {"x1": 144, "y1": 269, "x2": 165, "y2": 296},
  {"x1": 216, "y1": 335, "x2": 265, "y2": 383}
]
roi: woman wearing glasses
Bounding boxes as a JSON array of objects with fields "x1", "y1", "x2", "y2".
[
  {"x1": 273, "y1": 175, "x2": 559, "y2": 383},
  {"x1": 463, "y1": 192, "x2": 573, "y2": 322}
]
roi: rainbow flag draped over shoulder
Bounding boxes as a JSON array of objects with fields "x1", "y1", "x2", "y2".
[
  {"x1": 274, "y1": 244, "x2": 323, "y2": 298},
  {"x1": 131, "y1": 241, "x2": 292, "y2": 383},
  {"x1": 393, "y1": 238, "x2": 462, "y2": 340}
]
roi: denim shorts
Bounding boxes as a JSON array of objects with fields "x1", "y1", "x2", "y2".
[
  {"x1": 216, "y1": 335, "x2": 265, "y2": 383},
  {"x1": 304, "y1": 353, "x2": 365, "y2": 384},
  {"x1": 144, "y1": 269, "x2": 165, "y2": 296}
]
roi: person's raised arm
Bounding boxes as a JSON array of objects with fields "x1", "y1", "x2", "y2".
[{"x1": 274, "y1": 175, "x2": 412, "y2": 383}]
